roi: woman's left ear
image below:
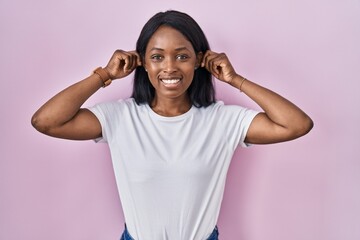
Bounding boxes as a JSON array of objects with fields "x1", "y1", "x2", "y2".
[{"x1": 195, "y1": 52, "x2": 204, "y2": 69}]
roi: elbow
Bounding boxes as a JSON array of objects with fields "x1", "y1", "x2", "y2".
[
  {"x1": 302, "y1": 116, "x2": 314, "y2": 135},
  {"x1": 306, "y1": 117, "x2": 314, "y2": 133},
  {"x1": 31, "y1": 112, "x2": 51, "y2": 134},
  {"x1": 293, "y1": 116, "x2": 314, "y2": 139}
]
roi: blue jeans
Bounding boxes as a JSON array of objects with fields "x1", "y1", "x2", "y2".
[{"x1": 120, "y1": 224, "x2": 219, "y2": 240}]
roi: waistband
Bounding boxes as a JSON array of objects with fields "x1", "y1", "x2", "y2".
[{"x1": 120, "y1": 224, "x2": 219, "y2": 240}]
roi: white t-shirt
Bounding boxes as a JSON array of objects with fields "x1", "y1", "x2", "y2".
[{"x1": 88, "y1": 98, "x2": 258, "y2": 240}]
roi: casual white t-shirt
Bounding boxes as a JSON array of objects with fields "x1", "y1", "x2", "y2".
[{"x1": 88, "y1": 98, "x2": 258, "y2": 240}]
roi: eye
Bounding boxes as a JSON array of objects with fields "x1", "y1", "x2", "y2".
[
  {"x1": 176, "y1": 54, "x2": 189, "y2": 61},
  {"x1": 150, "y1": 54, "x2": 163, "y2": 61}
]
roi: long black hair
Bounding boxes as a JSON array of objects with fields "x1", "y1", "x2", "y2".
[{"x1": 131, "y1": 10, "x2": 215, "y2": 107}]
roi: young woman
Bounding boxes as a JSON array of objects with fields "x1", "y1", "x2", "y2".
[{"x1": 32, "y1": 10, "x2": 313, "y2": 240}]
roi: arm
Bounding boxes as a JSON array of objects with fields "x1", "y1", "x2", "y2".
[
  {"x1": 201, "y1": 50, "x2": 313, "y2": 144},
  {"x1": 31, "y1": 50, "x2": 142, "y2": 140}
]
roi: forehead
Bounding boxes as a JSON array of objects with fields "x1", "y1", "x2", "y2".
[{"x1": 146, "y1": 25, "x2": 194, "y2": 52}]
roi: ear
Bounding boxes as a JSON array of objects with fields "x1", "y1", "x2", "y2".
[{"x1": 195, "y1": 52, "x2": 204, "y2": 69}]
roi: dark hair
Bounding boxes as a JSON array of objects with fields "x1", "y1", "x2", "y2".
[{"x1": 131, "y1": 10, "x2": 215, "y2": 107}]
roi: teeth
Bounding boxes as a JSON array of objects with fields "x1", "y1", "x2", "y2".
[{"x1": 161, "y1": 79, "x2": 180, "y2": 84}]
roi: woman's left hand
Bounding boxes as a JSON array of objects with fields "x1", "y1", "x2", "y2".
[
  {"x1": 201, "y1": 51, "x2": 313, "y2": 144},
  {"x1": 201, "y1": 50, "x2": 238, "y2": 83}
]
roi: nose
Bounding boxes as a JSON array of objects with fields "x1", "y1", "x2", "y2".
[{"x1": 162, "y1": 58, "x2": 177, "y2": 73}]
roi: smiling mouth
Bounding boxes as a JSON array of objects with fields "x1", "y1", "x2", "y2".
[{"x1": 160, "y1": 78, "x2": 181, "y2": 86}]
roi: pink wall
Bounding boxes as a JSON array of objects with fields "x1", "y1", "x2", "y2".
[{"x1": 1, "y1": 0, "x2": 359, "y2": 239}]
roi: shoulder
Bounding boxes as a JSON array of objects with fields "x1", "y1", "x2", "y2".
[
  {"x1": 88, "y1": 98, "x2": 147, "y2": 117},
  {"x1": 91, "y1": 98, "x2": 140, "y2": 110},
  {"x1": 196, "y1": 101, "x2": 259, "y2": 122},
  {"x1": 198, "y1": 101, "x2": 248, "y2": 114}
]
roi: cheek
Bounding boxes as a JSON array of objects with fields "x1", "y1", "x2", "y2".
[
  {"x1": 145, "y1": 67, "x2": 159, "y2": 86},
  {"x1": 145, "y1": 63, "x2": 161, "y2": 77},
  {"x1": 183, "y1": 64, "x2": 196, "y2": 73},
  {"x1": 146, "y1": 67, "x2": 158, "y2": 78},
  {"x1": 182, "y1": 65, "x2": 196, "y2": 81},
  {"x1": 143, "y1": 62, "x2": 157, "y2": 76}
]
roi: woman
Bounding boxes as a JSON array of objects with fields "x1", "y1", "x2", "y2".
[{"x1": 32, "y1": 10, "x2": 313, "y2": 240}]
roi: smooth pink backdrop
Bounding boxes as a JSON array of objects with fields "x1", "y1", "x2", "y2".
[{"x1": 1, "y1": 0, "x2": 359, "y2": 239}]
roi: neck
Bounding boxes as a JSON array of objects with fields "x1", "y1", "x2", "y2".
[{"x1": 150, "y1": 95, "x2": 192, "y2": 117}]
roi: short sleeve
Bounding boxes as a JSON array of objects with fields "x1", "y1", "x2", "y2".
[
  {"x1": 87, "y1": 101, "x2": 123, "y2": 143},
  {"x1": 214, "y1": 102, "x2": 259, "y2": 149}
]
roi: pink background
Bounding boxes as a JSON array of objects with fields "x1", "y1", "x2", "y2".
[{"x1": 1, "y1": 0, "x2": 360, "y2": 239}]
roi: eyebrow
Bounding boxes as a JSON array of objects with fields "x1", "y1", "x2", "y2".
[{"x1": 149, "y1": 46, "x2": 190, "y2": 52}]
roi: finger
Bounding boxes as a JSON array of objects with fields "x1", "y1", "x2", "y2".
[
  {"x1": 110, "y1": 50, "x2": 123, "y2": 67},
  {"x1": 132, "y1": 53, "x2": 141, "y2": 69},
  {"x1": 128, "y1": 53, "x2": 136, "y2": 72},
  {"x1": 205, "y1": 54, "x2": 219, "y2": 74},
  {"x1": 213, "y1": 57, "x2": 227, "y2": 76},
  {"x1": 201, "y1": 50, "x2": 214, "y2": 67},
  {"x1": 122, "y1": 53, "x2": 133, "y2": 72},
  {"x1": 213, "y1": 64, "x2": 221, "y2": 77},
  {"x1": 130, "y1": 51, "x2": 142, "y2": 67},
  {"x1": 129, "y1": 51, "x2": 138, "y2": 71},
  {"x1": 115, "y1": 51, "x2": 127, "y2": 69}
]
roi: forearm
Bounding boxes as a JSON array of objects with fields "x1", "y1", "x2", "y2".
[
  {"x1": 201, "y1": 50, "x2": 312, "y2": 143},
  {"x1": 229, "y1": 75, "x2": 313, "y2": 134},
  {"x1": 31, "y1": 73, "x2": 103, "y2": 132}
]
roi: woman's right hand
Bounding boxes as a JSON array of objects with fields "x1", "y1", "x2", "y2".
[
  {"x1": 31, "y1": 50, "x2": 143, "y2": 140},
  {"x1": 105, "y1": 50, "x2": 142, "y2": 80}
]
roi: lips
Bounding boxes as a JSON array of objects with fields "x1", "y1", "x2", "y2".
[{"x1": 160, "y1": 77, "x2": 182, "y2": 86}]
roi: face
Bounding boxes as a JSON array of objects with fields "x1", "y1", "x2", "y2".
[{"x1": 144, "y1": 25, "x2": 202, "y2": 103}]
